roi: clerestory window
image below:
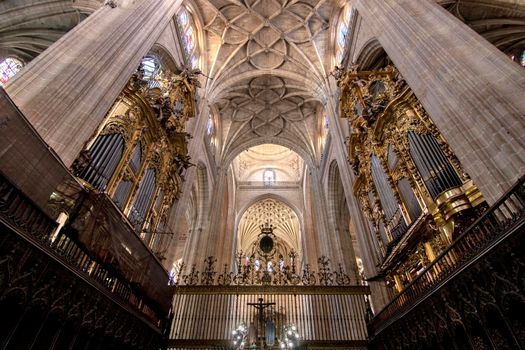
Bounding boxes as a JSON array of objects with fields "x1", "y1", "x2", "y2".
[
  {"x1": 176, "y1": 7, "x2": 200, "y2": 69},
  {"x1": 335, "y1": 5, "x2": 354, "y2": 65},
  {"x1": 263, "y1": 169, "x2": 276, "y2": 186}
]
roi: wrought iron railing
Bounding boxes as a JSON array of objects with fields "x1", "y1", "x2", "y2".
[
  {"x1": 0, "y1": 171, "x2": 163, "y2": 328},
  {"x1": 173, "y1": 255, "x2": 357, "y2": 287},
  {"x1": 169, "y1": 285, "x2": 370, "y2": 349},
  {"x1": 371, "y1": 175, "x2": 525, "y2": 333}
]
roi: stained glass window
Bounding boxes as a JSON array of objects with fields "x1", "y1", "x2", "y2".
[
  {"x1": 185, "y1": 27, "x2": 195, "y2": 50},
  {"x1": 335, "y1": 5, "x2": 353, "y2": 66},
  {"x1": 0, "y1": 57, "x2": 23, "y2": 86},
  {"x1": 176, "y1": 7, "x2": 200, "y2": 69},
  {"x1": 178, "y1": 10, "x2": 188, "y2": 27}
]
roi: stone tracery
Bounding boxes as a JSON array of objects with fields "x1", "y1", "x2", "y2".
[
  {"x1": 237, "y1": 198, "x2": 301, "y2": 263},
  {"x1": 218, "y1": 74, "x2": 318, "y2": 137},
  {"x1": 191, "y1": 0, "x2": 335, "y2": 156}
]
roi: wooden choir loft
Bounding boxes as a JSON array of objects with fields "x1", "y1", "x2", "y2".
[{"x1": 0, "y1": 0, "x2": 524, "y2": 349}]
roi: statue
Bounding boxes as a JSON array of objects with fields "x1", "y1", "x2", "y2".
[{"x1": 265, "y1": 319, "x2": 276, "y2": 346}]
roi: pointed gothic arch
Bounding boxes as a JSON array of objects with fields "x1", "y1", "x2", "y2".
[
  {"x1": 223, "y1": 138, "x2": 315, "y2": 171},
  {"x1": 235, "y1": 194, "x2": 304, "y2": 266},
  {"x1": 327, "y1": 160, "x2": 358, "y2": 279},
  {"x1": 355, "y1": 39, "x2": 389, "y2": 70}
]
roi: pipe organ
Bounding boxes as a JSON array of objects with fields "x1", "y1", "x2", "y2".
[
  {"x1": 337, "y1": 65, "x2": 485, "y2": 293},
  {"x1": 71, "y1": 55, "x2": 198, "y2": 260}
]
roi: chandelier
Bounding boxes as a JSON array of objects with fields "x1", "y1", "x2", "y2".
[
  {"x1": 231, "y1": 322, "x2": 300, "y2": 350},
  {"x1": 232, "y1": 323, "x2": 248, "y2": 349},
  {"x1": 281, "y1": 325, "x2": 300, "y2": 349}
]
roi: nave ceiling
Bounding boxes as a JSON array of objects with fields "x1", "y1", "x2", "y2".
[{"x1": 193, "y1": 0, "x2": 340, "y2": 162}]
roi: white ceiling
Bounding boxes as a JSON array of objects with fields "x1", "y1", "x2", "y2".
[
  {"x1": 232, "y1": 144, "x2": 304, "y2": 182},
  {"x1": 192, "y1": 0, "x2": 338, "y2": 161}
]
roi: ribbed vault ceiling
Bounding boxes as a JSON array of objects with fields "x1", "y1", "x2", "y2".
[
  {"x1": 193, "y1": 0, "x2": 337, "y2": 160},
  {"x1": 0, "y1": 0, "x2": 101, "y2": 61},
  {"x1": 444, "y1": 0, "x2": 525, "y2": 54},
  {"x1": 237, "y1": 198, "x2": 301, "y2": 256}
]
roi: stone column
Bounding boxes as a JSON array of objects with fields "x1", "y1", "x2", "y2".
[
  {"x1": 356, "y1": 0, "x2": 525, "y2": 204},
  {"x1": 221, "y1": 169, "x2": 237, "y2": 266},
  {"x1": 325, "y1": 81, "x2": 391, "y2": 309},
  {"x1": 5, "y1": 0, "x2": 183, "y2": 167},
  {"x1": 308, "y1": 169, "x2": 334, "y2": 260},
  {"x1": 166, "y1": 101, "x2": 211, "y2": 268},
  {"x1": 301, "y1": 173, "x2": 321, "y2": 267},
  {"x1": 204, "y1": 166, "x2": 231, "y2": 266}
]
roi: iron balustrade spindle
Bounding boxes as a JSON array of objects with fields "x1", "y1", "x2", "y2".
[
  {"x1": 371, "y1": 175, "x2": 525, "y2": 333},
  {"x1": 0, "y1": 171, "x2": 163, "y2": 327}
]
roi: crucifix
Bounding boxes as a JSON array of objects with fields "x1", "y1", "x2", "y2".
[{"x1": 247, "y1": 298, "x2": 276, "y2": 348}]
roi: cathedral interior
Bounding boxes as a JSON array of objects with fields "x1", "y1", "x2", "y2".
[{"x1": 0, "y1": 0, "x2": 524, "y2": 349}]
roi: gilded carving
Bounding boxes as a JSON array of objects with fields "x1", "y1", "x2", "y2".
[
  {"x1": 337, "y1": 65, "x2": 485, "y2": 294},
  {"x1": 71, "y1": 64, "x2": 199, "y2": 256}
]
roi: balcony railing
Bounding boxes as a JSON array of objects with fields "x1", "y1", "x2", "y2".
[
  {"x1": 371, "y1": 175, "x2": 525, "y2": 334},
  {"x1": 0, "y1": 171, "x2": 164, "y2": 328}
]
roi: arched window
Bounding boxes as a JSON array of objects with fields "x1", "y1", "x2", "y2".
[
  {"x1": 139, "y1": 56, "x2": 161, "y2": 80},
  {"x1": 0, "y1": 57, "x2": 24, "y2": 86},
  {"x1": 263, "y1": 169, "x2": 276, "y2": 186},
  {"x1": 176, "y1": 7, "x2": 200, "y2": 69},
  {"x1": 139, "y1": 55, "x2": 164, "y2": 89},
  {"x1": 206, "y1": 114, "x2": 217, "y2": 150},
  {"x1": 320, "y1": 114, "x2": 329, "y2": 151},
  {"x1": 335, "y1": 5, "x2": 353, "y2": 65}
]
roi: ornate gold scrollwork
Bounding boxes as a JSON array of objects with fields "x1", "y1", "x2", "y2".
[
  {"x1": 337, "y1": 65, "x2": 485, "y2": 292},
  {"x1": 71, "y1": 65, "x2": 200, "y2": 257}
]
